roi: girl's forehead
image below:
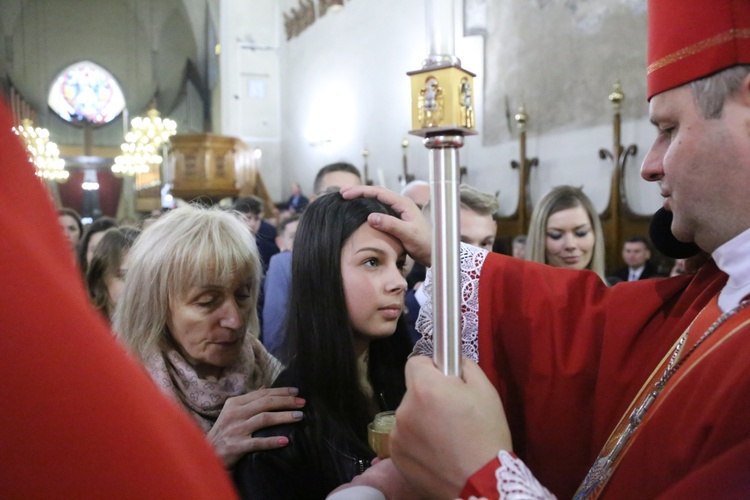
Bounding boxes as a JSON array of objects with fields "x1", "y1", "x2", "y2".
[{"x1": 345, "y1": 223, "x2": 405, "y2": 254}]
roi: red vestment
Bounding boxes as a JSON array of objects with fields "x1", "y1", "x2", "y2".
[
  {"x1": 462, "y1": 253, "x2": 750, "y2": 499},
  {"x1": 0, "y1": 104, "x2": 237, "y2": 498}
]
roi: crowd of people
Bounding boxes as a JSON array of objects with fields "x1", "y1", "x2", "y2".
[
  {"x1": 23, "y1": 142, "x2": 712, "y2": 498},
  {"x1": 5, "y1": 0, "x2": 750, "y2": 497}
]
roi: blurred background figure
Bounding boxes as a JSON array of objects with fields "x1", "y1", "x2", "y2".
[
  {"x1": 233, "y1": 195, "x2": 280, "y2": 335},
  {"x1": 275, "y1": 213, "x2": 299, "y2": 253},
  {"x1": 512, "y1": 235, "x2": 527, "y2": 260},
  {"x1": 113, "y1": 204, "x2": 305, "y2": 469},
  {"x1": 262, "y1": 213, "x2": 300, "y2": 357},
  {"x1": 78, "y1": 216, "x2": 118, "y2": 276},
  {"x1": 57, "y1": 207, "x2": 83, "y2": 253},
  {"x1": 86, "y1": 226, "x2": 140, "y2": 323},
  {"x1": 525, "y1": 185, "x2": 606, "y2": 282},
  {"x1": 610, "y1": 235, "x2": 666, "y2": 282},
  {"x1": 286, "y1": 182, "x2": 309, "y2": 214},
  {"x1": 400, "y1": 180, "x2": 430, "y2": 210},
  {"x1": 459, "y1": 184, "x2": 498, "y2": 252},
  {"x1": 670, "y1": 258, "x2": 687, "y2": 277},
  {"x1": 233, "y1": 195, "x2": 279, "y2": 271},
  {"x1": 312, "y1": 162, "x2": 362, "y2": 199}
]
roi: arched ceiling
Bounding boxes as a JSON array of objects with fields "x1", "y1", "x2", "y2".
[{"x1": 0, "y1": 0, "x2": 218, "y2": 147}]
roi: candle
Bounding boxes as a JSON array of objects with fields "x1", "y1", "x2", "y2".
[{"x1": 425, "y1": 0, "x2": 455, "y2": 59}]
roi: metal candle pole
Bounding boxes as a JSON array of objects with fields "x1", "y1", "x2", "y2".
[
  {"x1": 362, "y1": 147, "x2": 373, "y2": 185},
  {"x1": 598, "y1": 81, "x2": 639, "y2": 272},
  {"x1": 408, "y1": 0, "x2": 477, "y2": 377},
  {"x1": 510, "y1": 105, "x2": 538, "y2": 230},
  {"x1": 399, "y1": 138, "x2": 415, "y2": 186}
]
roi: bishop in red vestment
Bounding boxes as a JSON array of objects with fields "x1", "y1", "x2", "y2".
[
  {"x1": 0, "y1": 102, "x2": 237, "y2": 497},
  {"x1": 332, "y1": 1, "x2": 750, "y2": 498}
]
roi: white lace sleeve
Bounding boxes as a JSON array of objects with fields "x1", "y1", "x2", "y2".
[
  {"x1": 412, "y1": 243, "x2": 488, "y2": 362},
  {"x1": 493, "y1": 451, "x2": 556, "y2": 499}
]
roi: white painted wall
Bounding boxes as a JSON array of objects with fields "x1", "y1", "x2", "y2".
[
  {"x1": 220, "y1": 0, "x2": 283, "y2": 199},
  {"x1": 223, "y1": 0, "x2": 662, "y2": 217}
]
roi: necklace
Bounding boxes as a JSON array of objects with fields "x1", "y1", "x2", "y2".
[{"x1": 575, "y1": 297, "x2": 750, "y2": 499}]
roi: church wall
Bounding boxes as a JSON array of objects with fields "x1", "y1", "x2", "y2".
[
  {"x1": 238, "y1": 0, "x2": 661, "y2": 220},
  {"x1": 220, "y1": 0, "x2": 284, "y2": 201}
]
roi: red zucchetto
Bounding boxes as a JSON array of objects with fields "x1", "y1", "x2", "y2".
[{"x1": 648, "y1": 0, "x2": 750, "y2": 100}]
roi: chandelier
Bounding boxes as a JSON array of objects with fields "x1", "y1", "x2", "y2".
[
  {"x1": 12, "y1": 119, "x2": 69, "y2": 182},
  {"x1": 113, "y1": 108, "x2": 176, "y2": 176}
]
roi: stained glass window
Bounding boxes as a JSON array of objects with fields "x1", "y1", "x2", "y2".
[{"x1": 48, "y1": 61, "x2": 125, "y2": 124}]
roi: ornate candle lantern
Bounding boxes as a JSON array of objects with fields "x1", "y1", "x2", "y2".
[{"x1": 407, "y1": 0, "x2": 477, "y2": 377}]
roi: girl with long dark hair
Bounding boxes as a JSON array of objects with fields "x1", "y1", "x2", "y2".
[{"x1": 233, "y1": 192, "x2": 413, "y2": 498}]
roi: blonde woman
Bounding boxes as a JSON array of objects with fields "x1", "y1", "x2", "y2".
[
  {"x1": 525, "y1": 185, "x2": 606, "y2": 281},
  {"x1": 114, "y1": 204, "x2": 305, "y2": 468}
]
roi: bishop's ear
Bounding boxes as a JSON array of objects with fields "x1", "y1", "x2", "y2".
[{"x1": 735, "y1": 70, "x2": 750, "y2": 107}]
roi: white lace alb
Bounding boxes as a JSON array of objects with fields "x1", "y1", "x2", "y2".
[
  {"x1": 494, "y1": 451, "x2": 556, "y2": 499},
  {"x1": 413, "y1": 243, "x2": 488, "y2": 362}
]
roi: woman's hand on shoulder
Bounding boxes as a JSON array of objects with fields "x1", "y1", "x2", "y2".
[{"x1": 207, "y1": 386, "x2": 305, "y2": 468}]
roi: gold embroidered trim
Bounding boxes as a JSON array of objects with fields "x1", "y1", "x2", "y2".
[
  {"x1": 648, "y1": 28, "x2": 750, "y2": 75},
  {"x1": 606, "y1": 316, "x2": 750, "y2": 480},
  {"x1": 646, "y1": 317, "x2": 750, "y2": 418}
]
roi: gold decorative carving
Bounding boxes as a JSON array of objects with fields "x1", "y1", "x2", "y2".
[
  {"x1": 597, "y1": 82, "x2": 652, "y2": 273},
  {"x1": 494, "y1": 105, "x2": 538, "y2": 251},
  {"x1": 418, "y1": 77, "x2": 444, "y2": 128},
  {"x1": 283, "y1": 0, "x2": 325, "y2": 40},
  {"x1": 169, "y1": 134, "x2": 252, "y2": 202},
  {"x1": 459, "y1": 77, "x2": 474, "y2": 129},
  {"x1": 408, "y1": 65, "x2": 477, "y2": 137},
  {"x1": 647, "y1": 28, "x2": 750, "y2": 75}
]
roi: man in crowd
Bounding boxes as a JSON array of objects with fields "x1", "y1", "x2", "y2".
[
  {"x1": 232, "y1": 195, "x2": 279, "y2": 271},
  {"x1": 611, "y1": 235, "x2": 663, "y2": 282},
  {"x1": 400, "y1": 180, "x2": 430, "y2": 210},
  {"x1": 458, "y1": 184, "x2": 498, "y2": 252},
  {"x1": 335, "y1": 0, "x2": 750, "y2": 497},
  {"x1": 511, "y1": 234, "x2": 526, "y2": 260},
  {"x1": 262, "y1": 214, "x2": 300, "y2": 358},
  {"x1": 286, "y1": 182, "x2": 309, "y2": 213},
  {"x1": 312, "y1": 161, "x2": 362, "y2": 199}
]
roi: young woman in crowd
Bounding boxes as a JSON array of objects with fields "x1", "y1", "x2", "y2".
[
  {"x1": 78, "y1": 216, "x2": 118, "y2": 275},
  {"x1": 57, "y1": 207, "x2": 83, "y2": 251},
  {"x1": 86, "y1": 226, "x2": 140, "y2": 323},
  {"x1": 233, "y1": 193, "x2": 413, "y2": 499},
  {"x1": 525, "y1": 185, "x2": 606, "y2": 281},
  {"x1": 113, "y1": 204, "x2": 305, "y2": 469}
]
